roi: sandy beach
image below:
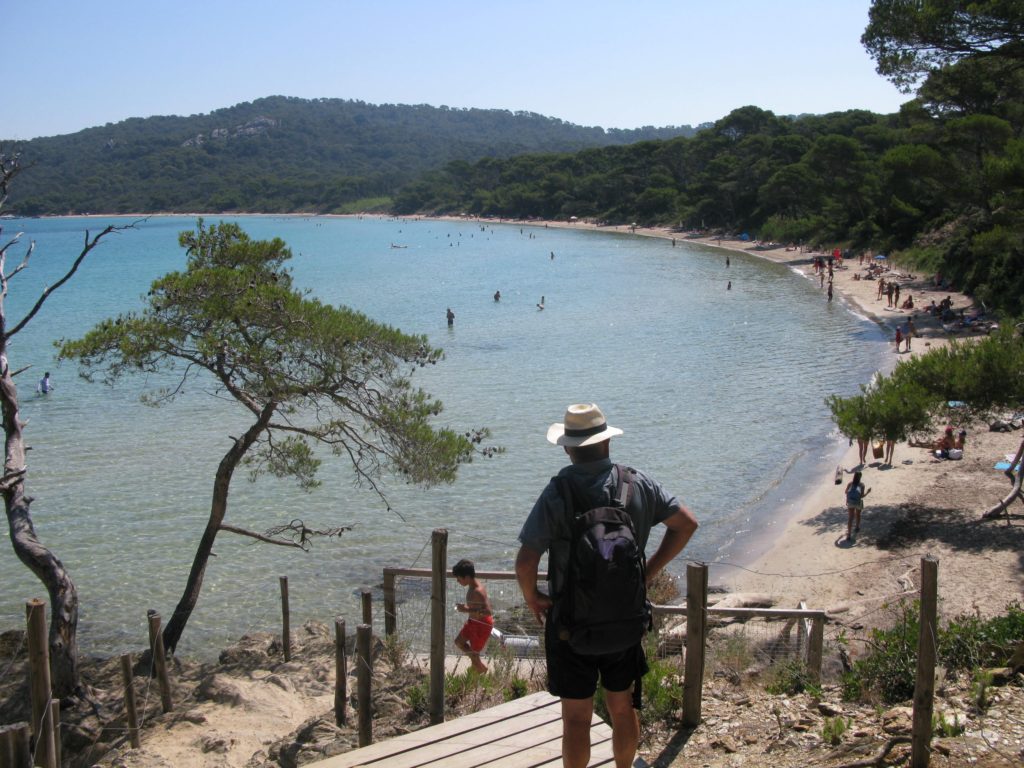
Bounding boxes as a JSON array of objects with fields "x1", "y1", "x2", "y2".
[{"x1": 532, "y1": 219, "x2": 1023, "y2": 632}]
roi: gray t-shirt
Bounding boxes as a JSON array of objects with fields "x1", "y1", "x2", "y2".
[{"x1": 518, "y1": 457, "x2": 681, "y2": 600}]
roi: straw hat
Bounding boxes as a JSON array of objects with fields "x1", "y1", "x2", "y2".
[{"x1": 546, "y1": 403, "x2": 623, "y2": 446}]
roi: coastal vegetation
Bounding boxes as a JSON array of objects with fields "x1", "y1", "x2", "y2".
[
  {"x1": 56, "y1": 220, "x2": 496, "y2": 653},
  {"x1": 827, "y1": 326, "x2": 1024, "y2": 518},
  {"x1": 2, "y1": 96, "x2": 696, "y2": 216},
  {"x1": 392, "y1": 0, "x2": 1024, "y2": 317}
]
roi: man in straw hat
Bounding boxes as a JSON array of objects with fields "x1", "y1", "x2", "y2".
[{"x1": 515, "y1": 403, "x2": 698, "y2": 768}]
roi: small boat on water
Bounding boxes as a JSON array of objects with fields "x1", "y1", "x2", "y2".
[{"x1": 390, "y1": 242, "x2": 408, "y2": 249}]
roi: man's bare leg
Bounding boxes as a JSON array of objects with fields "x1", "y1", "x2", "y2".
[
  {"x1": 560, "y1": 697, "x2": 593, "y2": 768},
  {"x1": 604, "y1": 688, "x2": 640, "y2": 768}
]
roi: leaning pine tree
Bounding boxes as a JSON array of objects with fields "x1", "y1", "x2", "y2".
[{"x1": 59, "y1": 220, "x2": 492, "y2": 654}]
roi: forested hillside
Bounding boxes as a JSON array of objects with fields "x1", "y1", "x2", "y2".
[
  {"x1": 2, "y1": 96, "x2": 697, "y2": 215},
  {"x1": 395, "y1": 2, "x2": 1024, "y2": 316}
]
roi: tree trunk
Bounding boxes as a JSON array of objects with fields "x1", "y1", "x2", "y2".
[
  {"x1": 1, "y1": 364, "x2": 82, "y2": 699},
  {"x1": 983, "y1": 435, "x2": 1024, "y2": 519},
  {"x1": 161, "y1": 401, "x2": 277, "y2": 655}
]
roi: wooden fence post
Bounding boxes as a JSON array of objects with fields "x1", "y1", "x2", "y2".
[
  {"x1": 361, "y1": 589, "x2": 373, "y2": 628},
  {"x1": 383, "y1": 570, "x2": 397, "y2": 637},
  {"x1": 429, "y1": 528, "x2": 448, "y2": 725},
  {"x1": 49, "y1": 700, "x2": 60, "y2": 768},
  {"x1": 25, "y1": 599, "x2": 56, "y2": 768},
  {"x1": 808, "y1": 616, "x2": 825, "y2": 683},
  {"x1": 0, "y1": 722, "x2": 31, "y2": 768},
  {"x1": 357, "y1": 624, "x2": 372, "y2": 747},
  {"x1": 147, "y1": 611, "x2": 173, "y2": 713},
  {"x1": 334, "y1": 619, "x2": 347, "y2": 727},
  {"x1": 682, "y1": 562, "x2": 708, "y2": 728},
  {"x1": 280, "y1": 576, "x2": 292, "y2": 662},
  {"x1": 120, "y1": 654, "x2": 141, "y2": 749},
  {"x1": 912, "y1": 556, "x2": 939, "y2": 768}
]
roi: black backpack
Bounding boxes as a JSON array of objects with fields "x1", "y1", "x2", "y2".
[{"x1": 553, "y1": 465, "x2": 651, "y2": 655}]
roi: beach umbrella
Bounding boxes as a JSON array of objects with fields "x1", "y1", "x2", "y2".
[{"x1": 875, "y1": 254, "x2": 887, "y2": 260}]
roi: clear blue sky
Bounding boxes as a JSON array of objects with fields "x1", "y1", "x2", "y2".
[{"x1": 6, "y1": 0, "x2": 907, "y2": 140}]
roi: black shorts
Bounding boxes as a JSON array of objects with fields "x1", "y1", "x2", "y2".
[{"x1": 544, "y1": 618, "x2": 648, "y2": 701}]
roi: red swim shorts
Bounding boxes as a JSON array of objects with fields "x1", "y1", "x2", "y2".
[{"x1": 458, "y1": 616, "x2": 494, "y2": 653}]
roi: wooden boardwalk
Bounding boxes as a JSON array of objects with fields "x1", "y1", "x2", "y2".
[{"x1": 314, "y1": 691, "x2": 621, "y2": 767}]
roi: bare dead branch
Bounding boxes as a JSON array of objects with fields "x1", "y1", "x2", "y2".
[
  {"x1": 220, "y1": 520, "x2": 354, "y2": 550},
  {"x1": 6, "y1": 224, "x2": 127, "y2": 339},
  {"x1": 219, "y1": 523, "x2": 306, "y2": 549},
  {"x1": 829, "y1": 736, "x2": 911, "y2": 768}
]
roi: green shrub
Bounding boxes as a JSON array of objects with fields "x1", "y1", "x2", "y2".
[
  {"x1": 643, "y1": 657, "x2": 685, "y2": 723},
  {"x1": 504, "y1": 677, "x2": 529, "y2": 701},
  {"x1": 843, "y1": 601, "x2": 919, "y2": 704},
  {"x1": 933, "y1": 710, "x2": 965, "y2": 738},
  {"x1": 407, "y1": 680, "x2": 428, "y2": 714},
  {"x1": 843, "y1": 601, "x2": 1024, "y2": 704},
  {"x1": 939, "y1": 602, "x2": 1024, "y2": 673},
  {"x1": 821, "y1": 716, "x2": 850, "y2": 745},
  {"x1": 765, "y1": 659, "x2": 817, "y2": 696}
]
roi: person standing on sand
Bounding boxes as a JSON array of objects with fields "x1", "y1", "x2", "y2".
[
  {"x1": 516, "y1": 403, "x2": 698, "y2": 768},
  {"x1": 877, "y1": 277, "x2": 885, "y2": 301},
  {"x1": 845, "y1": 471, "x2": 871, "y2": 541},
  {"x1": 894, "y1": 326, "x2": 902, "y2": 352},
  {"x1": 905, "y1": 318, "x2": 915, "y2": 352}
]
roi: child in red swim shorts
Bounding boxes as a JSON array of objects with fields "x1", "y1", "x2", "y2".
[{"x1": 453, "y1": 558, "x2": 494, "y2": 673}]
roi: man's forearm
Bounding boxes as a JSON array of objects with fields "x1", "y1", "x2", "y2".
[{"x1": 647, "y1": 507, "x2": 699, "y2": 580}]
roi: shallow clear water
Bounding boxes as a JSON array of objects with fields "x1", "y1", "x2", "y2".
[{"x1": 0, "y1": 215, "x2": 887, "y2": 657}]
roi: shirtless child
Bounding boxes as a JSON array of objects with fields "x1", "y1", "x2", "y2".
[{"x1": 453, "y1": 559, "x2": 494, "y2": 673}]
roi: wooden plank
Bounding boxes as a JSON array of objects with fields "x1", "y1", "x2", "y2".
[
  {"x1": 366, "y1": 709, "x2": 564, "y2": 768},
  {"x1": 407, "y1": 717, "x2": 565, "y2": 768},
  {"x1": 316, "y1": 692, "x2": 559, "y2": 767}
]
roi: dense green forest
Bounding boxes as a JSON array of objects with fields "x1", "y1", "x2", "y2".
[
  {"x1": 1, "y1": 96, "x2": 696, "y2": 215},
  {"x1": 394, "y1": 1, "x2": 1024, "y2": 316}
]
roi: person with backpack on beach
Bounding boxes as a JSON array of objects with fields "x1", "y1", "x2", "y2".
[{"x1": 515, "y1": 403, "x2": 698, "y2": 768}]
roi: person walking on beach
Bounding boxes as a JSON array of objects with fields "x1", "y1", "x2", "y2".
[
  {"x1": 446, "y1": 307, "x2": 455, "y2": 326},
  {"x1": 845, "y1": 471, "x2": 871, "y2": 541},
  {"x1": 453, "y1": 558, "x2": 494, "y2": 674},
  {"x1": 516, "y1": 403, "x2": 698, "y2": 768},
  {"x1": 905, "y1": 318, "x2": 915, "y2": 352},
  {"x1": 894, "y1": 326, "x2": 903, "y2": 352}
]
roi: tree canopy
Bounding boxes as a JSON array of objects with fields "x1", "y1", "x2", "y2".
[
  {"x1": 58, "y1": 220, "x2": 493, "y2": 651},
  {"x1": 862, "y1": 0, "x2": 1024, "y2": 92}
]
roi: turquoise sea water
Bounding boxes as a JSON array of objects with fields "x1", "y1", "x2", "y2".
[{"x1": 0, "y1": 215, "x2": 887, "y2": 657}]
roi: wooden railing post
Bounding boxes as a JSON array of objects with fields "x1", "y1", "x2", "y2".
[
  {"x1": 357, "y1": 624, "x2": 372, "y2": 747},
  {"x1": 147, "y1": 610, "x2": 173, "y2": 713},
  {"x1": 429, "y1": 528, "x2": 448, "y2": 725},
  {"x1": 49, "y1": 700, "x2": 60, "y2": 768},
  {"x1": 334, "y1": 618, "x2": 347, "y2": 727},
  {"x1": 912, "y1": 556, "x2": 939, "y2": 768},
  {"x1": 280, "y1": 576, "x2": 292, "y2": 662},
  {"x1": 25, "y1": 599, "x2": 56, "y2": 768},
  {"x1": 808, "y1": 616, "x2": 825, "y2": 683},
  {"x1": 0, "y1": 722, "x2": 31, "y2": 768},
  {"x1": 361, "y1": 589, "x2": 373, "y2": 628},
  {"x1": 120, "y1": 654, "x2": 141, "y2": 749},
  {"x1": 682, "y1": 562, "x2": 708, "y2": 728},
  {"x1": 383, "y1": 570, "x2": 397, "y2": 637}
]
